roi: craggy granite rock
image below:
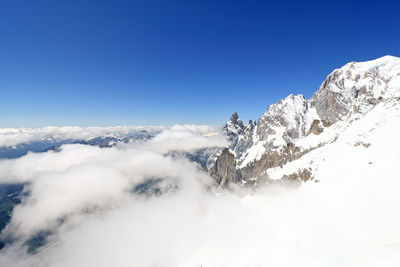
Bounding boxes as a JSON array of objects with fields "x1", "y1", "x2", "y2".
[
  {"x1": 307, "y1": 120, "x2": 324, "y2": 135},
  {"x1": 309, "y1": 70, "x2": 352, "y2": 123},
  {"x1": 209, "y1": 148, "x2": 241, "y2": 187},
  {"x1": 307, "y1": 119, "x2": 332, "y2": 135},
  {"x1": 281, "y1": 168, "x2": 313, "y2": 183},
  {"x1": 240, "y1": 142, "x2": 312, "y2": 180},
  {"x1": 279, "y1": 168, "x2": 313, "y2": 187},
  {"x1": 223, "y1": 112, "x2": 245, "y2": 150}
]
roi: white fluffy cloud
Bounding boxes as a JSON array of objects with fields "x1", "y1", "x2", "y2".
[
  {"x1": 0, "y1": 125, "x2": 226, "y2": 240},
  {"x1": 0, "y1": 124, "x2": 222, "y2": 147}
]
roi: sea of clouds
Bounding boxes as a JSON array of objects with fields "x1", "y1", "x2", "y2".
[
  {"x1": 0, "y1": 124, "x2": 399, "y2": 267},
  {"x1": 0, "y1": 124, "x2": 223, "y2": 147}
]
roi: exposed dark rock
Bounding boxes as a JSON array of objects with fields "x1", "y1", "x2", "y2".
[
  {"x1": 307, "y1": 120, "x2": 324, "y2": 135},
  {"x1": 306, "y1": 119, "x2": 332, "y2": 136},
  {"x1": 280, "y1": 168, "x2": 313, "y2": 187},
  {"x1": 209, "y1": 148, "x2": 241, "y2": 187},
  {"x1": 230, "y1": 112, "x2": 243, "y2": 127},
  {"x1": 209, "y1": 141, "x2": 318, "y2": 187},
  {"x1": 321, "y1": 120, "x2": 332, "y2": 127},
  {"x1": 240, "y1": 142, "x2": 303, "y2": 179},
  {"x1": 310, "y1": 88, "x2": 351, "y2": 124},
  {"x1": 354, "y1": 141, "x2": 371, "y2": 148}
]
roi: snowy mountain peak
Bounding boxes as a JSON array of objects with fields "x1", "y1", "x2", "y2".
[
  {"x1": 353, "y1": 55, "x2": 400, "y2": 69},
  {"x1": 223, "y1": 112, "x2": 246, "y2": 152},
  {"x1": 229, "y1": 112, "x2": 240, "y2": 123},
  {"x1": 264, "y1": 94, "x2": 308, "y2": 120},
  {"x1": 225, "y1": 112, "x2": 244, "y2": 132},
  {"x1": 212, "y1": 55, "x2": 400, "y2": 185},
  {"x1": 310, "y1": 55, "x2": 400, "y2": 124},
  {"x1": 256, "y1": 93, "x2": 309, "y2": 145}
]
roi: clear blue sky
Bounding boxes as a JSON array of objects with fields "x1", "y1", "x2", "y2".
[{"x1": 1, "y1": 0, "x2": 399, "y2": 127}]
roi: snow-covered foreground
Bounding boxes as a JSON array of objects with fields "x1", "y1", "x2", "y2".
[{"x1": 0, "y1": 97, "x2": 400, "y2": 266}]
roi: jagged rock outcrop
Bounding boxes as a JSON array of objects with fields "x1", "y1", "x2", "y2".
[
  {"x1": 209, "y1": 148, "x2": 241, "y2": 187},
  {"x1": 223, "y1": 112, "x2": 244, "y2": 150},
  {"x1": 307, "y1": 120, "x2": 324, "y2": 135},
  {"x1": 278, "y1": 168, "x2": 313, "y2": 187},
  {"x1": 281, "y1": 168, "x2": 313, "y2": 183},
  {"x1": 306, "y1": 119, "x2": 332, "y2": 136},
  {"x1": 240, "y1": 142, "x2": 317, "y2": 180},
  {"x1": 232, "y1": 120, "x2": 255, "y2": 160},
  {"x1": 210, "y1": 55, "x2": 400, "y2": 187}
]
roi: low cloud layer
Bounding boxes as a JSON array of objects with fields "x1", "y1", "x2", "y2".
[
  {"x1": 0, "y1": 124, "x2": 221, "y2": 147},
  {"x1": 0, "y1": 125, "x2": 399, "y2": 267}
]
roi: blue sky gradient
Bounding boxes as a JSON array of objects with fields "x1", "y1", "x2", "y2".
[{"x1": 1, "y1": 0, "x2": 399, "y2": 127}]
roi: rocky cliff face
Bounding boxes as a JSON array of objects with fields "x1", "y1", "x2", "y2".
[
  {"x1": 309, "y1": 56, "x2": 400, "y2": 123},
  {"x1": 209, "y1": 148, "x2": 241, "y2": 187},
  {"x1": 210, "y1": 55, "x2": 400, "y2": 187}
]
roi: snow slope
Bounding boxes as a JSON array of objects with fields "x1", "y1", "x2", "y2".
[{"x1": 267, "y1": 97, "x2": 400, "y2": 180}]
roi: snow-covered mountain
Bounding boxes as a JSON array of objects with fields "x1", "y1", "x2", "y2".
[{"x1": 211, "y1": 55, "x2": 400, "y2": 186}]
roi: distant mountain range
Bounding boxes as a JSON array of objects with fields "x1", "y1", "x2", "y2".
[{"x1": 0, "y1": 130, "x2": 154, "y2": 159}]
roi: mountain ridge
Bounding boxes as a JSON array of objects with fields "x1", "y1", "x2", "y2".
[{"x1": 211, "y1": 55, "x2": 400, "y2": 187}]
